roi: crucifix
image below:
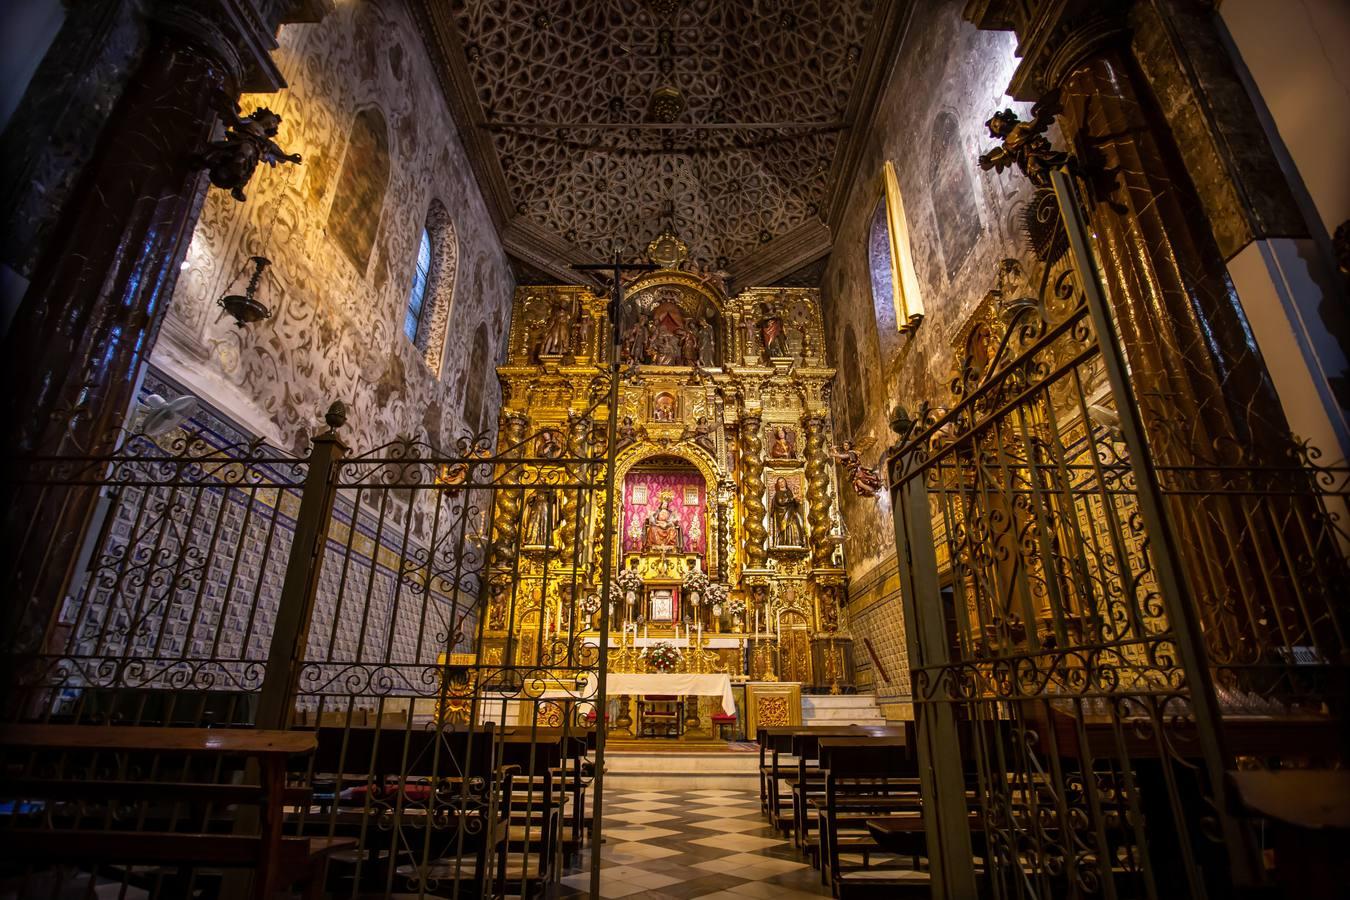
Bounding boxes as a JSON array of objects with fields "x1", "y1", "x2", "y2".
[{"x1": 571, "y1": 251, "x2": 656, "y2": 898}]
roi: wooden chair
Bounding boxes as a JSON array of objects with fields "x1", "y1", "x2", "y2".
[
  {"x1": 0, "y1": 724, "x2": 354, "y2": 899},
  {"x1": 637, "y1": 695, "x2": 683, "y2": 738}
]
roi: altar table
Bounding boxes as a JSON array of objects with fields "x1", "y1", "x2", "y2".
[{"x1": 601, "y1": 672, "x2": 737, "y2": 716}]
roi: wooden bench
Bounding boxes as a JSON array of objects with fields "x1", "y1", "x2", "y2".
[
  {"x1": 757, "y1": 725, "x2": 874, "y2": 830},
  {"x1": 0, "y1": 724, "x2": 353, "y2": 899},
  {"x1": 816, "y1": 738, "x2": 928, "y2": 898},
  {"x1": 791, "y1": 726, "x2": 907, "y2": 851}
]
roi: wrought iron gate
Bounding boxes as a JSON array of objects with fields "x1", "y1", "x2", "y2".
[
  {"x1": 3, "y1": 394, "x2": 616, "y2": 898},
  {"x1": 888, "y1": 172, "x2": 1349, "y2": 899}
]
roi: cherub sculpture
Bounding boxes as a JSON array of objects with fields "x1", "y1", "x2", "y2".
[
  {"x1": 830, "y1": 438, "x2": 884, "y2": 498},
  {"x1": 976, "y1": 99, "x2": 1067, "y2": 189},
  {"x1": 196, "y1": 105, "x2": 302, "y2": 201}
]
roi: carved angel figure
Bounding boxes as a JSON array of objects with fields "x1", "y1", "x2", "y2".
[
  {"x1": 831, "y1": 439, "x2": 884, "y2": 498},
  {"x1": 196, "y1": 105, "x2": 302, "y2": 202},
  {"x1": 976, "y1": 100, "x2": 1068, "y2": 189},
  {"x1": 681, "y1": 415, "x2": 717, "y2": 455}
]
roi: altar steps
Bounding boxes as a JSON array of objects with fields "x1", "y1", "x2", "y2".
[
  {"x1": 801, "y1": 693, "x2": 888, "y2": 727},
  {"x1": 600, "y1": 748, "x2": 760, "y2": 792}
]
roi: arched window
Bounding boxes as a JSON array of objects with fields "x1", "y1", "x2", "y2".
[
  {"x1": 869, "y1": 161, "x2": 924, "y2": 334},
  {"x1": 404, "y1": 227, "x2": 432, "y2": 341},
  {"x1": 407, "y1": 200, "x2": 459, "y2": 374}
]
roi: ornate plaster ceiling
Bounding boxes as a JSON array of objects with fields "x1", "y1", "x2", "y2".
[{"x1": 416, "y1": 1, "x2": 906, "y2": 285}]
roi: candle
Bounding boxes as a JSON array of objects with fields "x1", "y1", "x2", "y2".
[{"x1": 697, "y1": 622, "x2": 702, "y2": 644}]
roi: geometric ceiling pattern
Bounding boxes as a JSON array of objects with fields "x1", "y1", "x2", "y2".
[{"x1": 448, "y1": 0, "x2": 877, "y2": 271}]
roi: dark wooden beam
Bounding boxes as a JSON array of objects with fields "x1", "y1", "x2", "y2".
[{"x1": 727, "y1": 220, "x2": 833, "y2": 294}]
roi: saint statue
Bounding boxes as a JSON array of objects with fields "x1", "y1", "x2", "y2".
[
  {"x1": 679, "y1": 324, "x2": 700, "y2": 365},
  {"x1": 768, "y1": 426, "x2": 794, "y2": 459},
  {"x1": 770, "y1": 477, "x2": 806, "y2": 548},
  {"x1": 652, "y1": 394, "x2": 677, "y2": 422},
  {"x1": 534, "y1": 298, "x2": 574, "y2": 359},
  {"x1": 642, "y1": 493, "x2": 684, "y2": 552},
  {"x1": 621, "y1": 313, "x2": 651, "y2": 365},
  {"x1": 523, "y1": 491, "x2": 553, "y2": 547},
  {"x1": 696, "y1": 315, "x2": 716, "y2": 366},
  {"x1": 616, "y1": 415, "x2": 644, "y2": 450},
  {"x1": 756, "y1": 302, "x2": 788, "y2": 359}
]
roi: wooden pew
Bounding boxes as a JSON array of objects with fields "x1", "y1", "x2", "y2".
[
  {"x1": 757, "y1": 725, "x2": 869, "y2": 831},
  {"x1": 0, "y1": 724, "x2": 353, "y2": 899},
  {"x1": 816, "y1": 737, "x2": 929, "y2": 898},
  {"x1": 791, "y1": 726, "x2": 907, "y2": 852}
]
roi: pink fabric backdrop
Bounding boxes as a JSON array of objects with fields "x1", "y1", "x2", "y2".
[{"x1": 622, "y1": 471, "x2": 707, "y2": 555}]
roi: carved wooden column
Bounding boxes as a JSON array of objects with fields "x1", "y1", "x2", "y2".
[
  {"x1": 0, "y1": 1, "x2": 290, "y2": 658},
  {"x1": 489, "y1": 412, "x2": 530, "y2": 569},
  {"x1": 738, "y1": 413, "x2": 768, "y2": 568},
  {"x1": 801, "y1": 413, "x2": 836, "y2": 569}
]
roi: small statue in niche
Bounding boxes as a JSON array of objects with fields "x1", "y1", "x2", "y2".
[
  {"x1": 818, "y1": 584, "x2": 841, "y2": 632},
  {"x1": 535, "y1": 429, "x2": 563, "y2": 459},
  {"x1": 533, "y1": 298, "x2": 574, "y2": 359},
  {"x1": 642, "y1": 492, "x2": 684, "y2": 552},
  {"x1": 523, "y1": 491, "x2": 554, "y2": 548},
  {"x1": 770, "y1": 477, "x2": 807, "y2": 548},
  {"x1": 831, "y1": 439, "x2": 884, "y2": 498},
  {"x1": 768, "y1": 426, "x2": 796, "y2": 460},
  {"x1": 756, "y1": 302, "x2": 789, "y2": 359},
  {"x1": 682, "y1": 415, "x2": 717, "y2": 455},
  {"x1": 195, "y1": 105, "x2": 302, "y2": 202},
  {"x1": 652, "y1": 393, "x2": 677, "y2": 423},
  {"x1": 977, "y1": 99, "x2": 1068, "y2": 189}
]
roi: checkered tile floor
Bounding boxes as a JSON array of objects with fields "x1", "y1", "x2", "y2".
[{"x1": 558, "y1": 788, "x2": 831, "y2": 900}]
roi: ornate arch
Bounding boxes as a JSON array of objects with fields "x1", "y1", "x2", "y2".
[{"x1": 612, "y1": 441, "x2": 722, "y2": 576}]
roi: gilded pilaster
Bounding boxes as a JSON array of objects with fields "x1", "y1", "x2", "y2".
[
  {"x1": 489, "y1": 412, "x2": 529, "y2": 568},
  {"x1": 739, "y1": 412, "x2": 769, "y2": 568},
  {"x1": 802, "y1": 413, "x2": 836, "y2": 569}
]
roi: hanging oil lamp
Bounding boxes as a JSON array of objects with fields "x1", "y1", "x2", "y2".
[{"x1": 218, "y1": 255, "x2": 274, "y2": 327}]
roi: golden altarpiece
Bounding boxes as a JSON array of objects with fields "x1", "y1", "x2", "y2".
[{"x1": 477, "y1": 246, "x2": 854, "y2": 738}]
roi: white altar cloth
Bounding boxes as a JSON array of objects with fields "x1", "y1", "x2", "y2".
[{"x1": 601, "y1": 672, "x2": 736, "y2": 716}]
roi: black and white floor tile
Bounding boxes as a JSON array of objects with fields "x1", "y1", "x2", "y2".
[{"x1": 559, "y1": 788, "x2": 831, "y2": 900}]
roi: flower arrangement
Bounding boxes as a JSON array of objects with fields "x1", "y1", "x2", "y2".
[
  {"x1": 579, "y1": 591, "x2": 602, "y2": 616},
  {"x1": 725, "y1": 597, "x2": 746, "y2": 619},
  {"x1": 646, "y1": 641, "x2": 682, "y2": 673}
]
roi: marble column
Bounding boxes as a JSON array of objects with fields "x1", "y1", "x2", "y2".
[
  {"x1": 802, "y1": 413, "x2": 836, "y2": 569},
  {"x1": 1, "y1": 1, "x2": 288, "y2": 658},
  {"x1": 738, "y1": 413, "x2": 768, "y2": 568}
]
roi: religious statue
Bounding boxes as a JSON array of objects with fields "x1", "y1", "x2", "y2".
[
  {"x1": 830, "y1": 440, "x2": 884, "y2": 498},
  {"x1": 621, "y1": 313, "x2": 651, "y2": 365},
  {"x1": 649, "y1": 327, "x2": 681, "y2": 366},
  {"x1": 679, "y1": 324, "x2": 700, "y2": 365},
  {"x1": 569, "y1": 308, "x2": 593, "y2": 359},
  {"x1": 682, "y1": 415, "x2": 717, "y2": 455},
  {"x1": 818, "y1": 583, "x2": 841, "y2": 632},
  {"x1": 616, "y1": 415, "x2": 645, "y2": 451},
  {"x1": 696, "y1": 315, "x2": 717, "y2": 366},
  {"x1": 642, "y1": 492, "x2": 684, "y2": 552},
  {"x1": 195, "y1": 105, "x2": 302, "y2": 202},
  {"x1": 770, "y1": 477, "x2": 806, "y2": 548},
  {"x1": 652, "y1": 393, "x2": 677, "y2": 423},
  {"x1": 535, "y1": 429, "x2": 563, "y2": 459},
  {"x1": 523, "y1": 491, "x2": 554, "y2": 547},
  {"x1": 533, "y1": 298, "x2": 574, "y2": 359},
  {"x1": 977, "y1": 100, "x2": 1068, "y2": 189},
  {"x1": 756, "y1": 302, "x2": 788, "y2": 359},
  {"x1": 768, "y1": 426, "x2": 795, "y2": 459}
]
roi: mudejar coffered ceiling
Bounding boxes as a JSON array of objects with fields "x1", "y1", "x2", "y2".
[{"x1": 413, "y1": 1, "x2": 911, "y2": 286}]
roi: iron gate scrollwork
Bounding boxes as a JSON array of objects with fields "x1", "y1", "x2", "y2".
[
  {"x1": 888, "y1": 172, "x2": 1349, "y2": 900},
  {"x1": 3, "y1": 386, "x2": 616, "y2": 898}
]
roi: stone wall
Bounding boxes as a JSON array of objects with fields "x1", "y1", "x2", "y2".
[
  {"x1": 152, "y1": 0, "x2": 513, "y2": 456},
  {"x1": 824, "y1": 1, "x2": 1037, "y2": 714}
]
